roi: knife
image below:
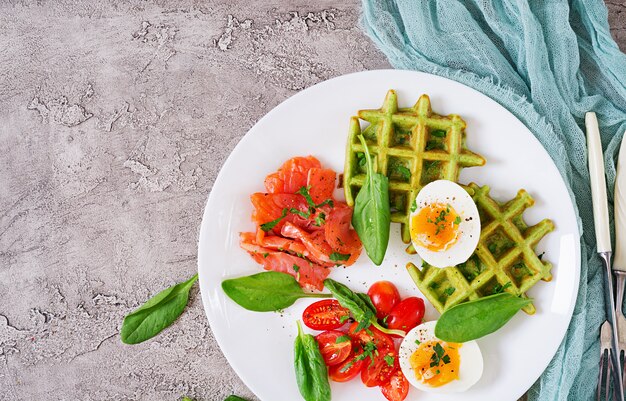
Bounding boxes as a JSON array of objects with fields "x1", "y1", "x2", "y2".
[
  {"x1": 586, "y1": 112, "x2": 624, "y2": 399},
  {"x1": 613, "y1": 131, "x2": 626, "y2": 383}
]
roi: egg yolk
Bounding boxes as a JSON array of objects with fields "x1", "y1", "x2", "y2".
[
  {"x1": 411, "y1": 203, "x2": 461, "y2": 251},
  {"x1": 410, "y1": 340, "x2": 461, "y2": 387}
]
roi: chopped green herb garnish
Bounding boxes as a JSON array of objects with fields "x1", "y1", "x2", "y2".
[
  {"x1": 335, "y1": 335, "x2": 351, "y2": 344},
  {"x1": 453, "y1": 216, "x2": 461, "y2": 225},
  {"x1": 314, "y1": 212, "x2": 326, "y2": 227},
  {"x1": 330, "y1": 252, "x2": 351, "y2": 262},
  {"x1": 339, "y1": 315, "x2": 350, "y2": 324},
  {"x1": 442, "y1": 355, "x2": 451, "y2": 364},
  {"x1": 492, "y1": 281, "x2": 513, "y2": 294},
  {"x1": 262, "y1": 253, "x2": 269, "y2": 258},
  {"x1": 292, "y1": 264, "x2": 300, "y2": 273},
  {"x1": 260, "y1": 208, "x2": 288, "y2": 232},
  {"x1": 384, "y1": 354, "x2": 394, "y2": 366},
  {"x1": 353, "y1": 309, "x2": 374, "y2": 333},
  {"x1": 290, "y1": 208, "x2": 311, "y2": 219},
  {"x1": 316, "y1": 199, "x2": 334, "y2": 208},
  {"x1": 410, "y1": 199, "x2": 418, "y2": 213},
  {"x1": 296, "y1": 186, "x2": 316, "y2": 209},
  {"x1": 415, "y1": 339, "x2": 421, "y2": 345}
]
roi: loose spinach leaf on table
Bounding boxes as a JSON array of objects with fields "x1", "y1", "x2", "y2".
[
  {"x1": 324, "y1": 278, "x2": 405, "y2": 337},
  {"x1": 224, "y1": 396, "x2": 249, "y2": 401},
  {"x1": 121, "y1": 274, "x2": 199, "y2": 345},
  {"x1": 222, "y1": 271, "x2": 332, "y2": 312},
  {"x1": 435, "y1": 293, "x2": 532, "y2": 342},
  {"x1": 352, "y1": 135, "x2": 391, "y2": 265},
  {"x1": 294, "y1": 321, "x2": 332, "y2": 401}
]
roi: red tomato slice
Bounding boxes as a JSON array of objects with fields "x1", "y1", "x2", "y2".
[
  {"x1": 315, "y1": 330, "x2": 352, "y2": 367},
  {"x1": 329, "y1": 351, "x2": 364, "y2": 382},
  {"x1": 303, "y1": 300, "x2": 350, "y2": 331},
  {"x1": 307, "y1": 168, "x2": 336, "y2": 204},
  {"x1": 367, "y1": 281, "x2": 401, "y2": 319},
  {"x1": 381, "y1": 368, "x2": 409, "y2": 401},
  {"x1": 386, "y1": 297, "x2": 425, "y2": 336},
  {"x1": 361, "y1": 348, "x2": 397, "y2": 387}
]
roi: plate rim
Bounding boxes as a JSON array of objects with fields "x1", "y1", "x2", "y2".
[{"x1": 197, "y1": 68, "x2": 581, "y2": 401}]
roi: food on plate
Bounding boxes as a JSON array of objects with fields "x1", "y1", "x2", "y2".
[
  {"x1": 303, "y1": 299, "x2": 350, "y2": 330},
  {"x1": 323, "y1": 278, "x2": 406, "y2": 337},
  {"x1": 407, "y1": 183, "x2": 554, "y2": 314},
  {"x1": 398, "y1": 321, "x2": 483, "y2": 393},
  {"x1": 367, "y1": 281, "x2": 401, "y2": 319},
  {"x1": 343, "y1": 90, "x2": 486, "y2": 244},
  {"x1": 315, "y1": 330, "x2": 353, "y2": 366},
  {"x1": 241, "y1": 156, "x2": 362, "y2": 291},
  {"x1": 385, "y1": 297, "x2": 425, "y2": 337},
  {"x1": 222, "y1": 271, "x2": 332, "y2": 312},
  {"x1": 294, "y1": 321, "x2": 332, "y2": 401},
  {"x1": 435, "y1": 293, "x2": 533, "y2": 342},
  {"x1": 380, "y1": 368, "x2": 410, "y2": 401},
  {"x1": 409, "y1": 180, "x2": 480, "y2": 268},
  {"x1": 351, "y1": 135, "x2": 391, "y2": 265}
]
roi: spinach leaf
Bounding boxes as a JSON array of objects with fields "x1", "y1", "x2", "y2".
[
  {"x1": 121, "y1": 274, "x2": 198, "y2": 344},
  {"x1": 294, "y1": 321, "x2": 332, "y2": 401},
  {"x1": 224, "y1": 396, "x2": 249, "y2": 401},
  {"x1": 324, "y1": 278, "x2": 405, "y2": 337},
  {"x1": 181, "y1": 397, "x2": 194, "y2": 401},
  {"x1": 435, "y1": 293, "x2": 532, "y2": 342},
  {"x1": 352, "y1": 135, "x2": 391, "y2": 265},
  {"x1": 222, "y1": 271, "x2": 331, "y2": 312}
]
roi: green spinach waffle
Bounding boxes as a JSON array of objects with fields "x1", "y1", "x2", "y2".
[
  {"x1": 343, "y1": 90, "x2": 486, "y2": 243},
  {"x1": 407, "y1": 183, "x2": 555, "y2": 314}
]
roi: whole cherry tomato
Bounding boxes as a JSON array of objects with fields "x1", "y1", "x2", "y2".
[
  {"x1": 367, "y1": 281, "x2": 401, "y2": 319},
  {"x1": 302, "y1": 299, "x2": 350, "y2": 330},
  {"x1": 386, "y1": 297, "x2": 425, "y2": 336},
  {"x1": 315, "y1": 330, "x2": 352, "y2": 366}
]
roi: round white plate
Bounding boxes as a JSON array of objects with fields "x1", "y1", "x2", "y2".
[{"x1": 198, "y1": 70, "x2": 580, "y2": 401}]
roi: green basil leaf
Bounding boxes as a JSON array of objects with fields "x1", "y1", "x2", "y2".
[
  {"x1": 356, "y1": 292, "x2": 377, "y2": 316},
  {"x1": 352, "y1": 136, "x2": 391, "y2": 265},
  {"x1": 222, "y1": 272, "x2": 331, "y2": 312},
  {"x1": 121, "y1": 274, "x2": 198, "y2": 344},
  {"x1": 294, "y1": 321, "x2": 331, "y2": 401},
  {"x1": 435, "y1": 293, "x2": 532, "y2": 342}
]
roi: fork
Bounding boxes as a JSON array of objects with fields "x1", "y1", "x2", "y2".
[
  {"x1": 600, "y1": 320, "x2": 617, "y2": 401},
  {"x1": 616, "y1": 272, "x2": 626, "y2": 389}
]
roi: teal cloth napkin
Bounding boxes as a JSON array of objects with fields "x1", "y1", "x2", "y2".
[{"x1": 361, "y1": 0, "x2": 626, "y2": 399}]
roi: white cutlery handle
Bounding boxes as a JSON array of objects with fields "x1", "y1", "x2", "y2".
[
  {"x1": 614, "y1": 132, "x2": 626, "y2": 270},
  {"x1": 586, "y1": 112, "x2": 612, "y2": 253}
]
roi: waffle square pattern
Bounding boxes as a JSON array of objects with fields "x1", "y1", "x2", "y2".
[
  {"x1": 407, "y1": 183, "x2": 555, "y2": 315},
  {"x1": 343, "y1": 90, "x2": 486, "y2": 243}
]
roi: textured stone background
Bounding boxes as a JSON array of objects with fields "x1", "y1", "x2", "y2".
[{"x1": 0, "y1": 1, "x2": 624, "y2": 401}]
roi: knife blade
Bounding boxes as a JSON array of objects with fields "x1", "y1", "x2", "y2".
[
  {"x1": 614, "y1": 134, "x2": 626, "y2": 272},
  {"x1": 586, "y1": 112, "x2": 624, "y2": 400}
]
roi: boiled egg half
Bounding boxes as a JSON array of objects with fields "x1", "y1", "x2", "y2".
[
  {"x1": 399, "y1": 320, "x2": 483, "y2": 393},
  {"x1": 410, "y1": 180, "x2": 480, "y2": 268}
]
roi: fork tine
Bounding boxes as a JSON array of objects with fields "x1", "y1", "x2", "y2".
[
  {"x1": 599, "y1": 350, "x2": 606, "y2": 401},
  {"x1": 599, "y1": 321, "x2": 614, "y2": 401}
]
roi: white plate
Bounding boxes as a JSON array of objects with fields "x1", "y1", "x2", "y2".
[{"x1": 198, "y1": 70, "x2": 580, "y2": 401}]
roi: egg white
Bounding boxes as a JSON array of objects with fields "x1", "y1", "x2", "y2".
[
  {"x1": 410, "y1": 180, "x2": 480, "y2": 268},
  {"x1": 398, "y1": 321, "x2": 484, "y2": 393}
]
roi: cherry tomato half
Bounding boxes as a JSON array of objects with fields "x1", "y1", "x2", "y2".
[
  {"x1": 361, "y1": 347, "x2": 397, "y2": 387},
  {"x1": 381, "y1": 368, "x2": 409, "y2": 401},
  {"x1": 386, "y1": 297, "x2": 425, "y2": 336},
  {"x1": 329, "y1": 351, "x2": 364, "y2": 382},
  {"x1": 315, "y1": 330, "x2": 352, "y2": 367},
  {"x1": 348, "y1": 322, "x2": 394, "y2": 352},
  {"x1": 302, "y1": 299, "x2": 350, "y2": 330},
  {"x1": 367, "y1": 281, "x2": 401, "y2": 319}
]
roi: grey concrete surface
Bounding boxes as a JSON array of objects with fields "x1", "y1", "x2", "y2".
[{"x1": 0, "y1": 1, "x2": 624, "y2": 401}]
